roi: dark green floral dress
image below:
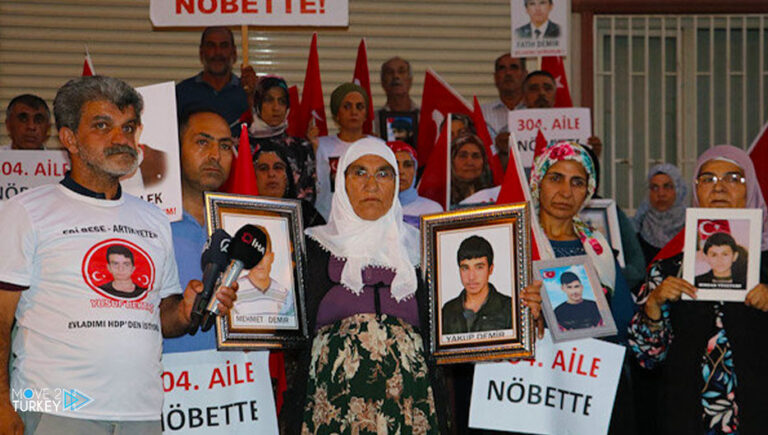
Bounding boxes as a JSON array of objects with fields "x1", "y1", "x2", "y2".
[{"x1": 302, "y1": 313, "x2": 437, "y2": 434}]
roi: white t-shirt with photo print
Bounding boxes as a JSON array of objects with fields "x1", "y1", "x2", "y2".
[{"x1": 0, "y1": 183, "x2": 181, "y2": 421}]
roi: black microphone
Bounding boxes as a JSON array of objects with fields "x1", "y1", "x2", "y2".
[
  {"x1": 188, "y1": 229, "x2": 231, "y2": 335},
  {"x1": 200, "y1": 224, "x2": 268, "y2": 332}
]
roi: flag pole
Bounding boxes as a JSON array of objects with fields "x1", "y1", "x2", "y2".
[
  {"x1": 537, "y1": 56, "x2": 542, "y2": 70},
  {"x1": 241, "y1": 25, "x2": 249, "y2": 65}
]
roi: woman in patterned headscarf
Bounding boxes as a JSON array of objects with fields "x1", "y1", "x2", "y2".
[
  {"x1": 629, "y1": 145, "x2": 768, "y2": 434},
  {"x1": 633, "y1": 163, "x2": 688, "y2": 264},
  {"x1": 525, "y1": 141, "x2": 636, "y2": 434}
]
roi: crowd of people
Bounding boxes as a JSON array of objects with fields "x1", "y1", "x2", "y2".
[{"x1": 1, "y1": 24, "x2": 767, "y2": 435}]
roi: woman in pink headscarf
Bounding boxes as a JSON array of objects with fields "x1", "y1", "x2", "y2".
[{"x1": 628, "y1": 145, "x2": 768, "y2": 434}]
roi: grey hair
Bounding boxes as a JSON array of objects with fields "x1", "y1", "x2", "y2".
[
  {"x1": 6, "y1": 94, "x2": 50, "y2": 119},
  {"x1": 53, "y1": 75, "x2": 143, "y2": 131}
]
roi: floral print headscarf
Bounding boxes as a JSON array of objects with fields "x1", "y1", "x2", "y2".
[{"x1": 529, "y1": 141, "x2": 616, "y2": 292}]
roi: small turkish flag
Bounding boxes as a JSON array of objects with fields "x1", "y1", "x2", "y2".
[{"x1": 541, "y1": 56, "x2": 573, "y2": 108}]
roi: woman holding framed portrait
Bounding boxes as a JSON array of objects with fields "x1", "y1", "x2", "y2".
[
  {"x1": 288, "y1": 137, "x2": 452, "y2": 434},
  {"x1": 525, "y1": 141, "x2": 636, "y2": 434},
  {"x1": 629, "y1": 145, "x2": 768, "y2": 434}
]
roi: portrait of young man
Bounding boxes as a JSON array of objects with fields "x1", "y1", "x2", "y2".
[
  {"x1": 694, "y1": 231, "x2": 747, "y2": 290},
  {"x1": 98, "y1": 244, "x2": 147, "y2": 299},
  {"x1": 234, "y1": 224, "x2": 296, "y2": 323},
  {"x1": 441, "y1": 235, "x2": 513, "y2": 335},
  {"x1": 552, "y1": 271, "x2": 603, "y2": 331},
  {"x1": 514, "y1": 0, "x2": 561, "y2": 39}
]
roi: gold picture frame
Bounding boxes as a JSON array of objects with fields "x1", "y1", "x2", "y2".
[
  {"x1": 421, "y1": 202, "x2": 534, "y2": 364},
  {"x1": 205, "y1": 192, "x2": 309, "y2": 350}
]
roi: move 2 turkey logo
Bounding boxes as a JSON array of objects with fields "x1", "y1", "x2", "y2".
[{"x1": 81, "y1": 239, "x2": 155, "y2": 301}]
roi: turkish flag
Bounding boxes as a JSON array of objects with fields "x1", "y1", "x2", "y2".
[
  {"x1": 82, "y1": 48, "x2": 95, "y2": 76},
  {"x1": 417, "y1": 120, "x2": 450, "y2": 209},
  {"x1": 221, "y1": 123, "x2": 258, "y2": 195},
  {"x1": 416, "y1": 69, "x2": 472, "y2": 166},
  {"x1": 299, "y1": 33, "x2": 328, "y2": 137},
  {"x1": 541, "y1": 56, "x2": 573, "y2": 108},
  {"x1": 533, "y1": 128, "x2": 549, "y2": 161},
  {"x1": 697, "y1": 219, "x2": 732, "y2": 240},
  {"x1": 352, "y1": 38, "x2": 374, "y2": 135},
  {"x1": 495, "y1": 140, "x2": 541, "y2": 260},
  {"x1": 471, "y1": 96, "x2": 503, "y2": 185},
  {"x1": 285, "y1": 85, "x2": 303, "y2": 138},
  {"x1": 748, "y1": 122, "x2": 768, "y2": 205}
]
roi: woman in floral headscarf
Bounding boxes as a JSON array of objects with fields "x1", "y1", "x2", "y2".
[
  {"x1": 527, "y1": 141, "x2": 635, "y2": 339},
  {"x1": 629, "y1": 145, "x2": 768, "y2": 434},
  {"x1": 523, "y1": 141, "x2": 636, "y2": 434}
]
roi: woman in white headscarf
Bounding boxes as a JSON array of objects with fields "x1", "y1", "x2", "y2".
[
  {"x1": 291, "y1": 137, "x2": 447, "y2": 434},
  {"x1": 633, "y1": 163, "x2": 688, "y2": 264}
]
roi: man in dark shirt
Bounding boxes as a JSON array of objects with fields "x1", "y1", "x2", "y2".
[
  {"x1": 176, "y1": 26, "x2": 255, "y2": 137},
  {"x1": 442, "y1": 235, "x2": 513, "y2": 334},
  {"x1": 554, "y1": 271, "x2": 602, "y2": 330}
]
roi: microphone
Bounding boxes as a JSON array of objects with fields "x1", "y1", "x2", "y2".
[
  {"x1": 200, "y1": 224, "x2": 268, "y2": 332},
  {"x1": 188, "y1": 229, "x2": 231, "y2": 335}
]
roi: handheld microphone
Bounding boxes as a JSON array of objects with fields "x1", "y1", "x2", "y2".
[
  {"x1": 200, "y1": 224, "x2": 268, "y2": 332},
  {"x1": 188, "y1": 229, "x2": 231, "y2": 335}
]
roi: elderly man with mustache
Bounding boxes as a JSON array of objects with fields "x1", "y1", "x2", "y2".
[{"x1": 0, "y1": 76, "x2": 237, "y2": 434}]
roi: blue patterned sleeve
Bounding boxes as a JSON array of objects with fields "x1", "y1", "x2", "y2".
[{"x1": 627, "y1": 261, "x2": 673, "y2": 369}]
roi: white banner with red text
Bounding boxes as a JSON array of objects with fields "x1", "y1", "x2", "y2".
[
  {"x1": 150, "y1": 0, "x2": 349, "y2": 27},
  {"x1": 161, "y1": 349, "x2": 277, "y2": 434},
  {"x1": 0, "y1": 82, "x2": 182, "y2": 222},
  {"x1": 469, "y1": 331, "x2": 625, "y2": 435},
  {"x1": 508, "y1": 107, "x2": 591, "y2": 170}
]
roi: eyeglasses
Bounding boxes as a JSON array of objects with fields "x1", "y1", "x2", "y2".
[
  {"x1": 695, "y1": 172, "x2": 746, "y2": 187},
  {"x1": 345, "y1": 166, "x2": 396, "y2": 183}
]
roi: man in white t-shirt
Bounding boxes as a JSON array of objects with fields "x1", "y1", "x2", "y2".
[{"x1": 0, "y1": 76, "x2": 237, "y2": 435}]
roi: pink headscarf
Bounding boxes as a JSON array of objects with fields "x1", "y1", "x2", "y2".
[{"x1": 693, "y1": 145, "x2": 768, "y2": 250}]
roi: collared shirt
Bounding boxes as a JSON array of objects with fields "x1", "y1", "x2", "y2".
[
  {"x1": 480, "y1": 99, "x2": 526, "y2": 139},
  {"x1": 176, "y1": 72, "x2": 248, "y2": 137},
  {"x1": 532, "y1": 21, "x2": 552, "y2": 39},
  {"x1": 60, "y1": 171, "x2": 122, "y2": 200},
  {"x1": 163, "y1": 210, "x2": 217, "y2": 353}
]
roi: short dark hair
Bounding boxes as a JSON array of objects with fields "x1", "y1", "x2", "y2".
[
  {"x1": 177, "y1": 107, "x2": 228, "y2": 146},
  {"x1": 494, "y1": 53, "x2": 527, "y2": 72},
  {"x1": 524, "y1": 0, "x2": 553, "y2": 5},
  {"x1": 53, "y1": 76, "x2": 143, "y2": 132},
  {"x1": 560, "y1": 271, "x2": 581, "y2": 286},
  {"x1": 200, "y1": 26, "x2": 235, "y2": 47},
  {"x1": 6, "y1": 94, "x2": 50, "y2": 119},
  {"x1": 106, "y1": 244, "x2": 134, "y2": 265},
  {"x1": 522, "y1": 70, "x2": 556, "y2": 90},
  {"x1": 457, "y1": 235, "x2": 494, "y2": 267},
  {"x1": 703, "y1": 232, "x2": 738, "y2": 255}
]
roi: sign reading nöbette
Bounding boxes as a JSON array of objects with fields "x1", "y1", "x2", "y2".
[{"x1": 150, "y1": 0, "x2": 349, "y2": 27}]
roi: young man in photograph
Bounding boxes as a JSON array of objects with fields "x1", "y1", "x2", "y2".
[
  {"x1": 553, "y1": 271, "x2": 603, "y2": 330},
  {"x1": 234, "y1": 225, "x2": 295, "y2": 320},
  {"x1": 694, "y1": 232, "x2": 747, "y2": 289},
  {"x1": 98, "y1": 244, "x2": 147, "y2": 298},
  {"x1": 514, "y1": 0, "x2": 561, "y2": 39},
  {"x1": 441, "y1": 235, "x2": 513, "y2": 334}
]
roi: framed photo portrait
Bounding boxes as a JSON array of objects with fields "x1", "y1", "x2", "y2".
[
  {"x1": 510, "y1": 0, "x2": 569, "y2": 58},
  {"x1": 682, "y1": 208, "x2": 763, "y2": 302},
  {"x1": 533, "y1": 256, "x2": 616, "y2": 343},
  {"x1": 579, "y1": 199, "x2": 625, "y2": 267},
  {"x1": 379, "y1": 111, "x2": 418, "y2": 147},
  {"x1": 205, "y1": 192, "x2": 309, "y2": 350},
  {"x1": 422, "y1": 203, "x2": 534, "y2": 364}
]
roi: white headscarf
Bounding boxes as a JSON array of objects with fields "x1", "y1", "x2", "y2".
[{"x1": 305, "y1": 137, "x2": 420, "y2": 302}]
